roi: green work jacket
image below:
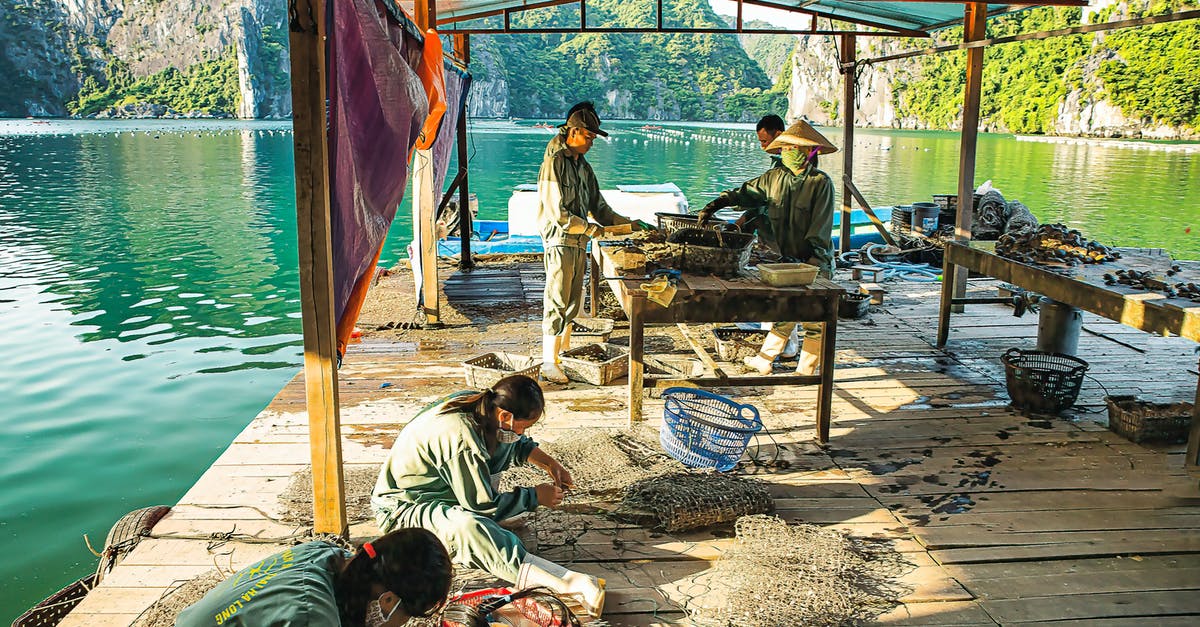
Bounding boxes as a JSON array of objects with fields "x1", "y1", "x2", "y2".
[
  {"x1": 175, "y1": 541, "x2": 349, "y2": 627},
  {"x1": 727, "y1": 164, "x2": 835, "y2": 273},
  {"x1": 536, "y1": 134, "x2": 629, "y2": 249},
  {"x1": 372, "y1": 392, "x2": 540, "y2": 531}
]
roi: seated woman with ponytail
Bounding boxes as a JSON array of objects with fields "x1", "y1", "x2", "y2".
[
  {"x1": 371, "y1": 374, "x2": 605, "y2": 617},
  {"x1": 174, "y1": 528, "x2": 451, "y2": 626}
]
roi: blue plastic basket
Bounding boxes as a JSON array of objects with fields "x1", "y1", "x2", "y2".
[{"x1": 660, "y1": 388, "x2": 762, "y2": 471}]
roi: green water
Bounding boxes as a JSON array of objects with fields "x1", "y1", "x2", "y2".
[{"x1": 1, "y1": 118, "x2": 1196, "y2": 621}]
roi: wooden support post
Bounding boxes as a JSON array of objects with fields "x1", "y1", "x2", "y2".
[
  {"x1": 817, "y1": 313, "x2": 837, "y2": 444},
  {"x1": 839, "y1": 34, "x2": 856, "y2": 254},
  {"x1": 937, "y1": 249, "x2": 956, "y2": 347},
  {"x1": 413, "y1": 149, "x2": 440, "y2": 325},
  {"x1": 1187, "y1": 356, "x2": 1200, "y2": 473},
  {"x1": 287, "y1": 0, "x2": 346, "y2": 535},
  {"x1": 628, "y1": 295, "x2": 645, "y2": 426},
  {"x1": 456, "y1": 35, "x2": 473, "y2": 271},
  {"x1": 953, "y1": 3, "x2": 987, "y2": 312}
]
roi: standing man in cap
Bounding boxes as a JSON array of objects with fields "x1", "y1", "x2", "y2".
[
  {"x1": 698, "y1": 120, "x2": 838, "y2": 376},
  {"x1": 535, "y1": 102, "x2": 640, "y2": 383}
]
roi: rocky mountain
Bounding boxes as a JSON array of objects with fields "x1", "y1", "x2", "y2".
[
  {"x1": 0, "y1": 0, "x2": 289, "y2": 118},
  {"x1": 466, "y1": 0, "x2": 785, "y2": 121},
  {"x1": 785, "y1": 1, "x2": 1199, "y2": 139}
]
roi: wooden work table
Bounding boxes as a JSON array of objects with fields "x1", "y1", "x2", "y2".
[
  {"x1": 589, "y1": 243, "x2": 844, "y2": 442},
  {"x1": 937, "y1": 240, "x2": 1200, "y2": 471}
]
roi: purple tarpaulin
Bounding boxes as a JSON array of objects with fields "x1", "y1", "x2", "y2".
[
  {"x1": 431, "y1": 62, "x2": 472, "y2": 195},
  {"x1": 328, "y1": 0, "x2": 429, "y2": 324}
]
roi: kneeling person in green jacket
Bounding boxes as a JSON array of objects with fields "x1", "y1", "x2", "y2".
[
  {"x1": 175, "y1": 528, "x2": 451, "y2": 627},
  {"x1": 698, "y1": 121, "x2": 838, "y2": 376},
  {"x1": 371, "y1": 374, "x2": 605, "y2": 617}
]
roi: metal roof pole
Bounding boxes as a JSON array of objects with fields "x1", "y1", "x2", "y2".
[
  {"x1": 952, "y1": 2, "x2": 987, "y2": 311},
  {"x1": 457, "y1": 35, "x2": 475, "y2": 271},
  {"x1": 286, "y1": 0, "x2": 347, "y2": 535},
  {"x1": 839, "y1": 34, "x2": 856, "y2": 254}
]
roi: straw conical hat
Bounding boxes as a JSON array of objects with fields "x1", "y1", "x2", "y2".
[{"x1": 766, "y1": 120, "x2": 838, "y2": 154}]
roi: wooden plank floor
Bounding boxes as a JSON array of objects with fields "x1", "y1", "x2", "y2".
[{"x1": 61, "y1": 264, "x2": 1200, "y2": 626}]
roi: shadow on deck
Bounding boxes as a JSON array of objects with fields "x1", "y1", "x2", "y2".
[{"x1": 60, "y1": 263, "x2": 1200, "y2": 626}]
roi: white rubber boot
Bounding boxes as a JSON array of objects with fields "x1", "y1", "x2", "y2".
[
  {"x1": 742, "y1": 329, "x2": 790, "y2": 375},
  {"x1": 796, "y1": 337, "x2": 823, "y2": 375},
  {"x1": 541, "y1": 335, "x2": 568, "y2": 383},
  {"x1": 779, "y1": 325, "x2": 800, "y2": 359},
  {"x1": 517, "y1": 553, "x2": 606, "y2": 617}
]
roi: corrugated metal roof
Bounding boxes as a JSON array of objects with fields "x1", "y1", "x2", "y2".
[{"x1": 404, "y1": 1, "x2": 1080, "y2": 34}]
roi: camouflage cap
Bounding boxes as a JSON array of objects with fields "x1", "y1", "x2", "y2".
[{"x1": 562, "y1": 108, "x2": 609, "y2": 137}]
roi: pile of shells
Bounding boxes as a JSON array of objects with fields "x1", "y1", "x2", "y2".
[
  {"x1": 1104, "y1": 267, "x2": 1200, "y2": 301},
  {"x1": 996, "y1": 223, "x2": 1121, "y2": 266}
]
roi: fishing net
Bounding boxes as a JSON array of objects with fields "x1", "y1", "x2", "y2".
[
  {"x1": 501, "y1": 427, "x2": 772, "y2": 532},
  {"x1": 498, "y1": 426, "x2": 685, "y2": 500},
  {"x1": 130, "y1": 571, "x2": 225, "y2": 627},
  {"x1": 279, "y1": 465, "x2": 379, "y2": 524},
  {"x1": 691, "y1": 515, "x2": 912, "y2": 627},
  {"x1": 618, "y1": 472, "x2": 773, "y2": 533}
]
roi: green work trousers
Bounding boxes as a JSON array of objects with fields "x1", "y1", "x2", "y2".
[
  {"x1": 543, "y1": 245, "x2": 587, "y2": 336},
  {"x1": 390, "y1": 501, "x2": 527, "y2": 583}
]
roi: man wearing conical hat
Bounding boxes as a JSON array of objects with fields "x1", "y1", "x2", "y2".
[{"x1": 697, "y1": 120, "x2": 838, "y2": 376}]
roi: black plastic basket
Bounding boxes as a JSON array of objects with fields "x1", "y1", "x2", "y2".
[
  {"x1": 655, "y1": 212, "x2": 722, "y2": 235},
  {"x1": 1001, "y1": 348, "x2": 1088, "y2": 414}
]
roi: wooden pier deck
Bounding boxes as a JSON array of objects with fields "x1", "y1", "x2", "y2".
[{"x1": 60, "y1": 262, "x2": 1200, "y2": 626}]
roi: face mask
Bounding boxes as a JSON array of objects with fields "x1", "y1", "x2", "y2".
[
  {"x1": 497, "y1": 428, "x2": 522, "y2": 444},
  {"x1": 365, "y1": 594, "x2": 400, "y2": 627},
  {"x1": 781, "y1": 148, "x2": 808, "y2": 174}
]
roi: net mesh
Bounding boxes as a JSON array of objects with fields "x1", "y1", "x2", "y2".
[
  {"x1": 279, "y1": 465, "x2": 379, "y2": 524},
  {"x1": 129, "y1": 571, "x2": 225, "y2": 627},
  {"x1": 500, "y1": 427, "x2": 772, "y2": 532},
  {"x1": 619, "y1": 472, "x2": 773, "y2": 533},
  {"x1": 691, "y1": 515, "x2": 912, "y2": 627}
]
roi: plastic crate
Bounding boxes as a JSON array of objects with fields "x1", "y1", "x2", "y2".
[
  {"x1": 660, "y1": 388, "x2": 762, "y2": 471},
  {"x1": 712, "y1": 326, "x2": 767, "y2": 362},
  {"x1": 667, "y1": 228, "x2": 756, "y2": 276},
  {"x1": 655, "y1": 212, "x2": 723, "y2": 235},
  {"x1": 1001, "y1": 348, "x2": 1088, "y2": 414},
  {"x1": 462, "y1": 352, "x2": 542, "y2": 389},
  {"x1": 569, "y1": 317, "x2": 615, "y2": 343},
  {"x1": 645, "y1": 355, "x2": 705, "y2": 378},
  {"x1": 758, "y1": 262, "x2": 819, "y2": 286},
  {"x1": 1106, "y1": 395, "x2": 1193, "y2": 444},
  {"x1": 559, "y1": 342, "x2": 629, "y2": 385},
  {"x1": 13, "y1": 575, "x2": 96, "y2": 627}
]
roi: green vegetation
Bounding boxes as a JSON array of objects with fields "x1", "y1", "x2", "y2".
[
  {"x1": 894, "y1": 3, "x2": 1199, "y2": 134},
  {"x1": 1096, "y1": 0, "x2": 1200, "y2": 129},
  {"x1": 471, "y1": 0, "x2": 781, "y2": 120},
  {"x1": 69, "y1": 47, "x2": 241, "y2": 116}
]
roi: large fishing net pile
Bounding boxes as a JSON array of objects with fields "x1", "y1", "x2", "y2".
[
  {"x1": 500, "y1": 427, "x2": 773, "y2": 532},
  {"x1": 129, "y1": 571, "x2": 225, "y2": 627},
  {"x1": 972, "y1": 189, "x2": 1039, "y2": 240},
  {"x1": 691, "y1": 515, "x2": 912, "y2": 627},
  {"x1": 279, "y1": 465, "x2": 379, "y2": 524}
]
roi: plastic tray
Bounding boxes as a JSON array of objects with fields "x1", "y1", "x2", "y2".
[
  {"x1": 559, "y1": 342, "x2": 629, "y2": 385},
  {"x1": 462, "y1": 352, "x2": 542, "y2": 389},
  {"x1": 712, "y1": 326, "x2": 767, "y2": 362},
  {"x1": 569, "y1": 317, "x2": 615, "y2": 343},
  {"x1": 758, "y1": 262, "x2": 819, "y2": 286}
]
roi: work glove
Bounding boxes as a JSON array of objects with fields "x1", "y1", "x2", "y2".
[
  {"x1": 583, "y1": 223, "x2": 604, "y2": 239},
  {"x1": 633, "y1": 219, "x2": 654, "y2": 231}
]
